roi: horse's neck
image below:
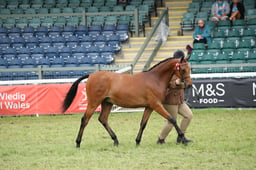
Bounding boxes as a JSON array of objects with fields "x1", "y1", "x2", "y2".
[{"x1": 150, "y1": 59, "x2": 177, "y2": 84}]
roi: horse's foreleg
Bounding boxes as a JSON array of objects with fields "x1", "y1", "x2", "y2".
[
  {"x1": 98, "y1": 101, "x2": 119, "y2": 146},
  {"x1": 76, "y1": 106, "x2": 97, "y2": 148},
  {"x1": 135, "y1": 107, "x2": 153, "y2": 145},
  {"x1": 152, "y1": 103, "x2": 185, "y2": 139}
]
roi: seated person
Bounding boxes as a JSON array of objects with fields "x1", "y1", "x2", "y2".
[
  {"x1": 211, "y1": 0, "x2": 230, "y2": 24},
  {"x1": 193, "y1": 19, "x2": 211, "y2": 44},
  {"x1": 229, "y1": 0, "x2": 245, "y2": 22}
]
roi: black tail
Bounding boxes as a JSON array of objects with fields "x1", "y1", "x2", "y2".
[{"x1": 63, "y1": 74, "x2": 90, "y2": 112}]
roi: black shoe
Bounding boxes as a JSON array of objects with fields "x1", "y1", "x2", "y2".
[
  {"x1": 157, "y1": 138, "x2": 165, "y2": 144},
  {"x1": 177, "y1": 136, "x2": 192, "y2": 145}
]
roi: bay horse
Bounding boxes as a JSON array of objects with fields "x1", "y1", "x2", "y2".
[{"x1": 63, "y1": 56, "x2": 192, "y2": 148}]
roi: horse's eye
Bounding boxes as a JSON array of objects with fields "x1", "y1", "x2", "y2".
[{"x1": 182, "y1": 69, "x2": 186, "y2": 74}]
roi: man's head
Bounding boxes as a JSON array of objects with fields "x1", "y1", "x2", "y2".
[
  {"x1": 233, "y1": 0, "x2": 239, "y2": 3},
  {"x1": 198, "y1": 19, "x2": 205, "y2": 27},
  {"x1": 173, "y1": 50, "x2": 185, "y2": 59}
]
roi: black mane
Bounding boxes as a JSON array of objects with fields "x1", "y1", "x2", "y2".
[{"x1": 143, "y1": 57, "x2": 175, "y2": 72}]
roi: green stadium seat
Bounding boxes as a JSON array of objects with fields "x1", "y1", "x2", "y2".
[
  {"x1": 195, "y1": 12, "x2": 208, "y2": 22},
  {"x1": 75, "y1": 7, "x2": 86, "y2": 13},
  {"x1": 17, "y1": 18, "x2": 28, "y2": 29},
  {"x1": 93, "y1": 0, "x2": 105, "y2": 7},
  {"x1": 191, "y1": 50, "x2": 205, "y2": 59},
  {"x1": 12, "y1": 9, "x2": 24, "y2": 15},
  {"x1": 88, "y1": 6, "x2": 98, "y2": 13},
  {"x1": 181, "y1": 12, "x2": 195, "y2": 32},
  {"x1": 223, "y1": 40, "x2": 236, "y2": 48},
  {"x1": 193, "y1": 43, "x2": 205, "y2": 50},
  {"x1": 200, "y1": 53, "x2": 215, "y2": 62},
  {"x1": 216, "y1": 53, "x2": 229, "y2": 61},
  {"x1": 0, "y1": 9, "x2": 11, "y2": 15},
  {"x1": 105, "y1": 0, "x2": 117, "y2": 6},
  {"x1": 231, "y1": 53, "x2": 245, "y2": 60},
  {"x1": 143, "y1": 0, "x2": 155, "y2": 13},
  {"x1": 86, "y1": 16, "x2": 93, "y2": 26},
  {"x1": 247, "y1": 59, "x2": 256, "y2": 63},
  {"x1": 213, "y1": 31, "x2": 225, "y2": 38},
  {"x1": 212, "y1": 38, "x2": 225, "y2": 45},
  {"x1": 206, "y1": 20, "x2": 216, "y2": 31},
  {"x1": 227, "y1": 30, "x2": 240, "y2": 37},
  {"x1": 237, "y1": 40, "x2": 252, "y2": 49},
  {"x1": 80, "y1": 0, "x2": 93, "y2": 7},
  {"x1": 130, "y1": 0, "x2": 142, "y2": 6},
  {"x1": 245, "y1": 9, "x2": 256, "y2": 20},
  {"x1": 208, "y1": 43, "x2": 221, "y2": 49},
  {"x1": 67, "y1": 16, "x2": 79, "y2": 26},
  {"x1": 222, "y1": 49, "x2": 235, "y2": 56},
  {"x1": 139, "y1": 5, "x2": 150, "y2": 22},
  {"x1": 55, "y1": 17, "x2": 66, "y2": 27},
  {"x1": 25, "y1": 8, "x2": 36, "y2": 14},
  {"x1": 226, "y1": 36, "x2": 240, "y2": 43},
  {"x1": 92, "y1": 16, "x2": 105, "y2": 26},
  {"x1": 50, "y1": 8, "x2": 61, "y2": 14},
  {"x1": 105, "y1": 16, "x2": 117, "y2": 26},
  {"x1": 215, "y1": 60, "x2": 229, "y2": 64},
  {"x1": 126, "y1": 5, "x2": 136, "y2": 12},
  {"x1": 227, "y1": 67, "x2": 243, "y2": 72},
  {"x1": 231, "y1": 60, "x2": 246, "y2": 64},
  {"x1": 201, "y1": 2, "x2": 212, "y2": 12},
  {"x1": 69, "y1": 0, "x2": 80, "y2": 8},
  {"x1": 218, "y1": 20, "x2": 231, "y2": 28},
  {"x1": 211, "y1": 67, "x2": 226, "y2": 73},
  {"x1": 63, "y1": 7, "x2": 73, "y2": 13},
  {"x1": 38, "y1": 8, "x2": 49, "y2": 14},
  {"x1": 187, "y1": 2, "x2": 200, "y2": 13},
  {"x1": 192, "y1": 67, "x2": 210, "y2": 74},
  {"x1": 247, "y1": 18, "x2": 256, "y2": 26},
  {"x1": 0, "y1": 1, "x2": 6, "y2": 8},
  {"x1": 118, "y1": 15, "x2": 130, "y2": 25},
  {"x1": 243, "y1": 29, "x2": 255, "y2": 36},
  {"x1": 56, "y1": 0, "x2": 68, "y2": 8},
  {"x1": 207, "y1": 49, "x2": 221, "y2": 56},
  {"x1": 44, "y1": 0, "x2": 56, "y2": 8},
  {"x1": 113, "y1": 6, "x2": 124, "y2": 12},
  {"x1": 232, "y1": 19, "x2": 245, "y2": 26},
  {"x1": 7, "y1": 1, "x2": 19, "y2": 9},
  {"x1": 3, "y1": 18, "x2": 16, "y2": 28},
  {"x1": 32, "y1": 0, "x2": 43, "y2": 8},
  {"x1": 19, "y1": 0, "x2": 30, "y2": 9},
  {"x1": 100, "y1": 6, "x2": 111, "y2": 12},
  {"x1": 0, "y1": 19, "x2": 3, "y2": 27},
  {"x1": 29, "y1": 17, "x2": 41, "y2": 27},
  {"x1": 42, "y1": 17, "x2": 54, "y2": 27}
]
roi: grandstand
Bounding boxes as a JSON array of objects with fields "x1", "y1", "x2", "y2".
[{"x1": 0, "y1": 0, "x2": 255, "y2": 80}]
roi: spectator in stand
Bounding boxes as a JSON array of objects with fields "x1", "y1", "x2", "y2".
[
  {"x1": 229, "y1": 0, "x2": 245, "y2": 22},
  {"x1": 211, "y1": 0, "x2": 230, "y2": 24},
  {"x1": 193, "y1": 19, "x2": 212, "y2": 44}
]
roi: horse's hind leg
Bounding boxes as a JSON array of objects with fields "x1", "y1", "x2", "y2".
[
  {"x1": 98, "y1": 101, "x2": 119, "y2": 146},
  {"x1": 135, "y1": 107, "x2": 153, "y2": 145},
  {"x1": 76, "y1": 105, "x2": 97, "y2": 148}
]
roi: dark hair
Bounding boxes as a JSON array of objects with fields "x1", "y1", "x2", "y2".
[{"x1": 173, "y1": 50, "x2": 185, "y2": 58}]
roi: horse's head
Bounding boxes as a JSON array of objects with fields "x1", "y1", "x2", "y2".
[{"x1": 175, "y1": 56, "x2": 192, "y2": 88}]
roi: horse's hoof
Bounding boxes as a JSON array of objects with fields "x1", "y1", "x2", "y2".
[
  {"x1": 136, "y1": 142, "x2": 140, "y2": 146},
  {"x1": 76, "y1": 143, "x2": 80, "y2": 148},
  {"x1": 114, "y1": 141, "x2": 119, "y2": 146}
]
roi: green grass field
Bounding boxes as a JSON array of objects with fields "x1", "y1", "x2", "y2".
[{"x1": 0, "y1": 109, "x2": 256, "y2": 170}]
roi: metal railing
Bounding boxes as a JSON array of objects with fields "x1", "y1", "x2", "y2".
[{"x1": 131, "y1": 7, "x2": 169, "y2": 73}]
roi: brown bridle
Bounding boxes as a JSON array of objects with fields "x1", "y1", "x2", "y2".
[{"x1": 175, "y1": 62, "x2": 191, "y2": 88}]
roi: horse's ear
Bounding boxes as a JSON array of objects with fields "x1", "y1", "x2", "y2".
[{"x1": 179, "y1": 56, "x2": 184, "y2": 63}]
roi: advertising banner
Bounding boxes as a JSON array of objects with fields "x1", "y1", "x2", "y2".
[
  {"x1": 186, "y1": 78, "x2": 256, "y2": 108},
  {"x1": 0, "y1": 84, "x2": 101, "y2": 116}
]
